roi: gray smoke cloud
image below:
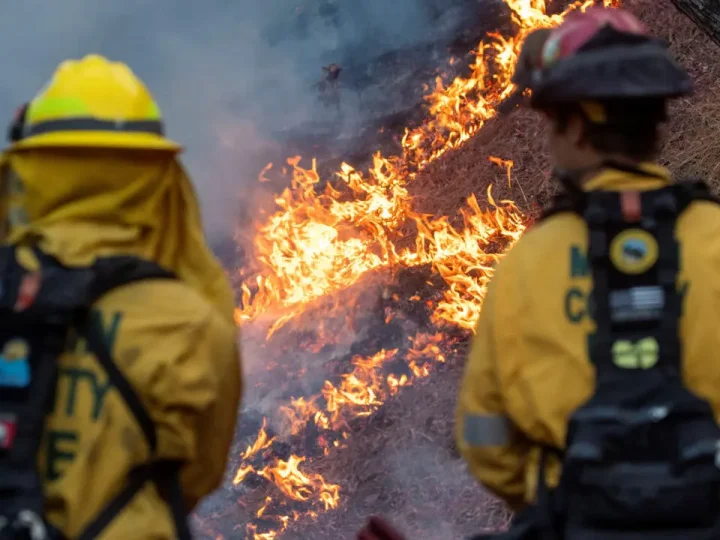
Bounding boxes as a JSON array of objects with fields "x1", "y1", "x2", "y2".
[
  {"x1": 0, "y1": 0, "x2": 471, "y2": 242},
  {"x1": 0, "y1": 2, "x2": 496, "y2": 537}
]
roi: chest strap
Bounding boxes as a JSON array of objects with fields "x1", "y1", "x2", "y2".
[{"x1": 74, "y1": 256, "x2": 192, "y2": 540}]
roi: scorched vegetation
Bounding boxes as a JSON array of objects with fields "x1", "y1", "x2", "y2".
[{"x1": 194, "y1": 0, "x2": 720, "y2": 538}]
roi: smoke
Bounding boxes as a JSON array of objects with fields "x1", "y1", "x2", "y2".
[
  {"x1": 0, "y1": 0, "x2": 473, "y2": 242},
  {"x1": 0, "y1": 3, "x2": 490, "y2": 535},
  {"x1": 381, "y1": 443, "x2": 479, "y2": 539}
]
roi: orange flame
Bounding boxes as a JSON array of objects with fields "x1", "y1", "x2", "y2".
[
  {"x1": 232, "y1": 1, "x2": 622, "y2": 538},
  {"x1": 236, "y1": 0, "x2": 619, "y2": 335}
]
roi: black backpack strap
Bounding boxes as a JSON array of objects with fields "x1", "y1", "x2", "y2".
[
  {"x1": 86, "y1": 317, "x2": 157, "y2": 452},
  {"x1": 532, "y1": 176, "x2": 720, "y2": 539},
  {"x1": 653, "y1": 190, "x2": 683, "y2": 370},
  {"x1": 583, "y1": 187, "x2": 685, "y2": 375},
  {"x1": 0, "y1": 252, "x2": 192, "y2": 540},
  {"x1": 540, "y1": 190, "x2": 585, "y2": 222},
  {"x1": 78, "y1": 324, "x2": 192, "y2": 540},
  {"x1": 87, "y1": 256, "x2": 175, "y2": 301},
  {"x1": 672, "y1": 178, "x2": 720, "y2": 209},
  {"x1": 539, "y1": 164, "x2": 720, "y2": 224},
  {"x1": 542, "y1": 177, "x2": 720, "y2": 222},
  {"x1": 77, "y1": 463, "x2": 189, "y2": 540},
  {"x1": 74, "y1": 464, "x2": 155, "y2": 540},
  {"x1": 583, "y1": 192, "x2": 617, "y2": 371},
  {"x1": 0, "y1": 246, "x2": 77, "y2": 540},
  {"x1": 154, "y1": 461, "x2": 193, "y2": 540},
  {"x1": 72, "y1": 257, "x2": 192, "y2": 540},
  {"x1": 535, "y1": 446, "x2": 564, "y2": 540},
  {"x1": 586, "y1": 179, "x2": 719, "y2": 376}
]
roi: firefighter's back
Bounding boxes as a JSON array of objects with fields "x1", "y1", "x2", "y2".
[
  {"x1": 490, "y1": 168, "x2": 720, "y2": 464},
  {"x1": 0, "y1": 54, "x2": 242, "y2": 540},
  {"x1": 39, "y1": 277, "x2": 240, "y2": 539}
]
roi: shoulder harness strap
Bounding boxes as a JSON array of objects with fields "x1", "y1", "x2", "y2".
[
  {"x1": 535, "y1": 176, "x2": 720, "y2": 539},
  {"x1": 540, "y1": 165, "x2": 720, "y2": 223},
  {"x1": 0, "y1": 246, "x2": 87, "y2": 539},
  {"x1": 72, "y1": 256, "x2": 192, "y2": 540},
  {"x1": 586, "y1": 180, "x2": 717, "y2": 376},
  {"x1": 0, "y1": 251, "x2": 193, "y2": 540}
]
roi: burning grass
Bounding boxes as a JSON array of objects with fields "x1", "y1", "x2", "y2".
[
  {"x1": 412, "y1": 0, "x2": 720, "y2": 221},
  {"x1": 195, "y1": 0, "x2": 720, "y2": 538}
]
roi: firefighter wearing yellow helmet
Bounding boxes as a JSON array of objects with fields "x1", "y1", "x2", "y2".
[
  {"x1": 0, "y1": 55, "x2": 242, "y2": 540},
  {"x1": 455, "y1": 6, "x2": 720, "y2": 540}
]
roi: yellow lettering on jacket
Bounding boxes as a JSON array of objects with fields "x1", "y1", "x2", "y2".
[
  {"x1": 45, "y1": 309, "x2": 123, "y2": 481},
  {"x1": 569, "y1": 245, "x2": 589, "y2": 278},
  {"x1": 46, "y1": 430, "x2": 78, "y2": 481}
]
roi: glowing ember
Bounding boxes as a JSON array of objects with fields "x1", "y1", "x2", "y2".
[{"x1": 229, "y1": 0, "x2": 622, "y2": 538}]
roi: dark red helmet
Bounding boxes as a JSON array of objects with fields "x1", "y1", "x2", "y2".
[{"x1": 512, "y1": 7, "x2": 692, "y2": 109}]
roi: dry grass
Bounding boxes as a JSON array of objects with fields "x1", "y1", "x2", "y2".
[
  {"x1": 241, "y1": 2, "x2": 720, "y2": 538},
  {"x1": 286, "y1": 347, "x2": 511, "y2": 540},
  {"x1": 413, "y1": 0, "x2": 720, "y2": 219}
]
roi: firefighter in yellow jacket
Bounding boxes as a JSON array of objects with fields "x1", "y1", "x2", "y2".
[
  {"x1": 0, "y1": 55, "x2": 242, "y2": 539},
  {"x1": 456, "y1": 6, "x2": 720, "y2": 519}
]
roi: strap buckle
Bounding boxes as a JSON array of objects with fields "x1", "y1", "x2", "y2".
[
  {"x1": 0, "y1": 414, "x2": 18, "y2": 450},
  {"x1": 620, "y1": 191, "x2": 642, "y2": 223},
  {"x1": 0, "y1": 511, "x2": 49, "y2": 540},
  {"x1": 14, "y1": 273, "x2": 42, "y2": 313}
]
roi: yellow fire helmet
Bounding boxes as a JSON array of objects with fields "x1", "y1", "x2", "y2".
[{"x1": 11, "y1": 54, "x2": 181, "y2": 152}]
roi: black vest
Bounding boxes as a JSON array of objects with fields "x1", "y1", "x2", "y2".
[
  {"x1": 534, "y1": 177, "x2": 720, "y2": 540},
  {"x1": 0, "y1": 247, "x2": 193, "y2": 540}
]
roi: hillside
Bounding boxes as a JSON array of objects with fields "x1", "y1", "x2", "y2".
[
  {"x1": 287, "y1": 1, "x2": 720, "y2": 538},
  {"x1": 197, "y1": 1, "x2": 720, "y2": 539},
  {"x1": 413, "y1": 0, "x2": 720, "y2": 219}
]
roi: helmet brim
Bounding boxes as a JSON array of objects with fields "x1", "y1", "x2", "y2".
[
  {"x1": 9, "y1": 130, "x2": 182, "y2": 152},
  {"x1": 530, "y1": 38, "x2": 693, "y2": 109}
]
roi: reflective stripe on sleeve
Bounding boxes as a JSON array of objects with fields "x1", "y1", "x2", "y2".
[{"x1": 463, "y1": 413, "x2": 510, "y2": 447}]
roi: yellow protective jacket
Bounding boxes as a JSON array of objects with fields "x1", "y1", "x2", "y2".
[
  {"x1": 0, "y1": 148, "x2": 243, "y2": 538},
  {"x1": 456, "y1": 163, "x2": 720, "y2": 512}
]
